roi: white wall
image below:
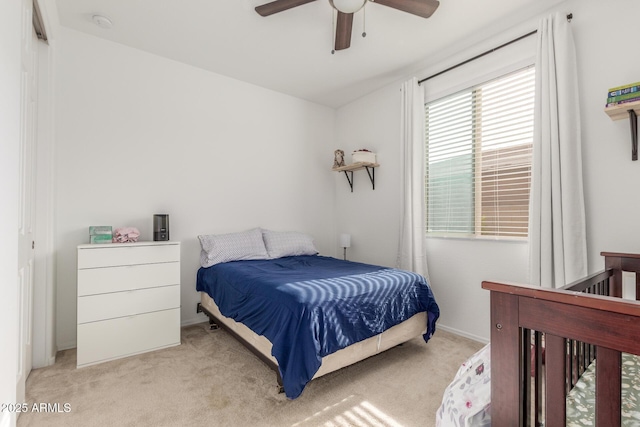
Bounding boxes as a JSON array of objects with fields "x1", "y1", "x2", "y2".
[
  {"x1": 334, "y1": 83, "x2": 403, "y2": 267},
  {"x1": 54, "y1": 28, "x2": 337, "y2": 349},
  {"x1": 0, "y1": 0, "x2": 22, "y2": 425},
  {"x1": 570, "y1": 0, "x2": 640, "y2": 269},
  {"x1": 335, "y1": 0, "x2": 640, "y2": 342}
]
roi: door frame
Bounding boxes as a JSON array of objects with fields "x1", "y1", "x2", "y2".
[{"x1": 32, "y1": 32, "x2": 56, "y2": 369}]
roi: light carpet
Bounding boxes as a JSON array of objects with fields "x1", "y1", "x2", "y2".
[{"x1": 19, "y1": 323, "x2": 483, "y2": 427}]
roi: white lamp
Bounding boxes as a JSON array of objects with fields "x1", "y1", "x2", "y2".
[
  {"x1": 340, "y1": 233, "x2": 351, "y2": 260},
  {"x1": 329, "y1": 0, "x2": 367, "y2": 14}
]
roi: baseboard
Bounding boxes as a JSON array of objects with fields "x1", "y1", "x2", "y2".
[
  {"x1": 181, "y1": 313, "x2": 208, "y2": 328},
  {"x1": 56, "y1": 341, "x2": 76, "y2": 351},
  {"x1": 437, "y1": 324, "x2": 488, "y2": 344}
]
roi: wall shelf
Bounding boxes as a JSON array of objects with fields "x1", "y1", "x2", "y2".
[
  {"x1": 332, "y1": 162, "x2": 379, "y2": 192},
  {"x1": 604, "y1": 100, "x2": 640, "y2": 160}
]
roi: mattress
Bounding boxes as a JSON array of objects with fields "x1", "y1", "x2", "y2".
[{"x1": 566, "y1": 352, "x2": 640, "y2": 426}]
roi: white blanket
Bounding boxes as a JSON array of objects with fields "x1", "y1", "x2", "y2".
[{"x1": 436, "y1": 344, "x2": 491, "y2": 427}]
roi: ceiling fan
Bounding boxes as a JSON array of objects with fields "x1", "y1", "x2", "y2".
[{"x1": 255, "y1": 0, "x2": 440, "y2": 52}]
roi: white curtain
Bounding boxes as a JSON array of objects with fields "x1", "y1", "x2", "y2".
[
  {"x1": 529, "y1": 12, "x2": 587, "y2": 288},
  {"x1": 397, "y1": 77, "x2": 430, "y2": 280}
]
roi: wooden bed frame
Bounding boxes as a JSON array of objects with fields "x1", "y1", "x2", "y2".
[{"x1": 482, "y1": 252, "x2": 640, "y2": 426}]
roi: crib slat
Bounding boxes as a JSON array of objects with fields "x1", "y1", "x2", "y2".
[
  {"x1": 533, "y1": 331, "x2": 543, "y2": 427},
  {"x1": 545, "y1": 334, "x2": 566, "y2": 425},
  {"x1": 568, "y1": 340, "x2": 575, "y2": 391},
  {"x1": 522, "y1": 329, "x2": 532, "y2": 427},
  {"x1": 596, "y1": 346, "x2": 621, "y2": 426}
]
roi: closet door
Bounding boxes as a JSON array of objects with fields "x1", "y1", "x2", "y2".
[{"x1": 16, "y1": 0, "x2": 38, "y2": 404}]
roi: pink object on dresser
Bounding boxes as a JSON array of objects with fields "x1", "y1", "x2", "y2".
[{"x1": 112, "y1": 227, "x2": 140, "y2": 243}]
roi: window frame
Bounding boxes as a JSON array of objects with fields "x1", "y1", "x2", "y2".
[{"x1": 424, "y1": 64, "x2": 535, "y2": 240}]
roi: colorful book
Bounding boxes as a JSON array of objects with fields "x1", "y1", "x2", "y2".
[
  {"x1": 605, "y1": 97, "x2": 640, "y2": 108},
  {"x1": 609, "y1": 85, "x2": 640, "y2": 97},
  {"x1": 607, "y1": 91, "x2": 640, "y2": 104},
  {"x1": 608, "y1": 81, "x2": 640, "y2": 92}
]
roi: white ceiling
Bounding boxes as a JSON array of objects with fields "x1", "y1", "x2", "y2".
[{"x1": 52, "y1": 0, "x2": 565, "y2": 108}]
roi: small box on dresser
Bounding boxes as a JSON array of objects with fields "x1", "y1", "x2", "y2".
[{"x1": 76, "y1": 241, "x2": 181, "y2": 368}]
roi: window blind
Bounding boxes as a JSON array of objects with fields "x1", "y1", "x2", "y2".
[{"x1": 425, "y1": 66, "x2": 535, "y2": 238}]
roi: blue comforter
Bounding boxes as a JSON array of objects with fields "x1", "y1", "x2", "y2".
[{"x1": 196, "y1": 255, "x2": 439, "y2": 398}]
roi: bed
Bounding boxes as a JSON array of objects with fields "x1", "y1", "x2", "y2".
[
  {"x1": 194, "y1": 228, "x2": 440, "y2": 399},
  {"x1": 439, "y1": 251, "x2": 640, "y2": 426}
]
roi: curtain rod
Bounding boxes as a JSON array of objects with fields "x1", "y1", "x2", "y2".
[{"x1": 418, "y1": 13, "x2": 573, "y2": 85}]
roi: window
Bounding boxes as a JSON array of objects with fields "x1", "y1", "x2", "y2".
[{"x1": 425, "y1": 66, "x2": 535, "y2": 238}]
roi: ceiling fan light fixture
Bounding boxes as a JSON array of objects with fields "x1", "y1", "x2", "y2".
[{"x1": 329, "y1": 0, "x2": 367, "y2": 14}]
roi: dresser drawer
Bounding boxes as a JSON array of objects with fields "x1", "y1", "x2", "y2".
[
  {"x1": 77, "y1": 284, "x2": 180, "y2": 324},
  {"x1": 78, "y1": 243, "x2": 180, "y2": 269},
  {"x1": 77, "y1": 308, "x2": 180, "y2": 367},
  {"x1": 77, "y1": 262, "x2": 180, "y2": 296}
]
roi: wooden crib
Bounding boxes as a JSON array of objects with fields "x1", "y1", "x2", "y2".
[{"x1": 482, "y1": 252, "x2": 640, "y2": 426}]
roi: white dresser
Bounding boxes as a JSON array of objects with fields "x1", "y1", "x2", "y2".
[{"x1": 76, "y1": 241, "x2": 181, "y2": 368}]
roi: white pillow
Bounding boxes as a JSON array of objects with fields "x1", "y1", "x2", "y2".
[
  {"x1": 198, "y1": 228, "x2": 269, "y2": 268},
  {"x1": 262, "y1": 230, "x2": 318, "y2": 259}
]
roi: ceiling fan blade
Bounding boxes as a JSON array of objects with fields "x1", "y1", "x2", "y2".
[
  {"x1": 255, "y1": 0, "x2": 317, "y2": 17},
  {"x1": 334, "y1": 11, "x2": 354, "y2": 51},
  {"x1": 372, "y1": 0, "x2": 439, "y2": 18}
]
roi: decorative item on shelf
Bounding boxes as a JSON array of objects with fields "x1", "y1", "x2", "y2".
[
  {"x1": 604, "y1": 81, "x2": 640, "y2": 161},
  {"x1": 340, "y1": 233, "x2": 351, "y2": 260},
  {"x1": 89, "y1": 226, "x2": 112, "y2": 244},
  {"x1": 112, "y1": 227, "x2": 140, "y2": 243},
  {"x1": 153, "y1": 214, "x2": 170, "y2": 241},
  {"x1": 333, "y1": 149, "x2": 346, "y2": 169},
  {"x1": 352, "y1": 149, "x2": 377, "y2": 164}
]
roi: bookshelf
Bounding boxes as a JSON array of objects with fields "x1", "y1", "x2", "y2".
[
  {"x1": 604, "y1": 100, "x2": 640, "y2": 120},
  {"x1": 332, "y1": 162, "x2": 379, "y2": 192},
  {"x1": 604, "y1": 100, "x2": 640, "y2": 161}
]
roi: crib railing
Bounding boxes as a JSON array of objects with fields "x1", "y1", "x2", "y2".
[
  {"x1": 482, "y1": 252, "x2": 640, "y2": 427},
  {"x1": 558, "y1": 269, "x2": 611, "y2": 395}
]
